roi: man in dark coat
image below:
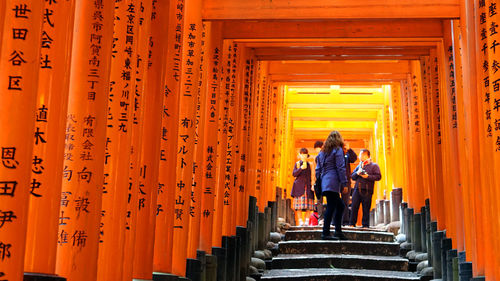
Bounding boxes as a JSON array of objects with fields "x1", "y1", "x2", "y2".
[
  {"x1": 349, "y1": 149, "x2": 381, "y2": 228},
  {"x1": 341, "y1": 142, "x2": 357, "y2": 225}
]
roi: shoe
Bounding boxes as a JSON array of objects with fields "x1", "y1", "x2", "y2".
[
  {"x1": 362, "y1": 225, "x2": 370, "y2": 228},
  {"x1": 333, "y1": 232, "x2": 348, "y2": 240},
  {"x1": 321, "y1": 234, "x2": 339, "y2": 240}
]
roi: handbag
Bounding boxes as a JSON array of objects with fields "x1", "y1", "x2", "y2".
[{"x1": 314, "y1": 154, "x2": 323, "y2": 199}]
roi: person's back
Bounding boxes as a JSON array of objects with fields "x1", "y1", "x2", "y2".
[
  {"x1": 317, "y1": 148, "x2": 347, "y2": 194},
  {"x1": 315, "y1": 130, "x2": 348, "y2": 240}
]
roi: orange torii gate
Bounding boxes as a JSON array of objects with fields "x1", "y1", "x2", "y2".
[{"x1": 2, "y1": 0, "x2": 500, "y2": 280}]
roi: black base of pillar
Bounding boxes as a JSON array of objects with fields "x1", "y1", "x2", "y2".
[
  {"x1": 186, "y1": 258, "x2": 202, "y2": 281},
  {"x1": 458, "y1": 262, "x2": 472, "y2": 281},
  {"x1": 24, "y1": 273, "x2": 66, "y2": 281},
  {"x1": 212, "y1": 247, "x2": 227, "y2": 281},
  {"x1": 153, "y1": 272, "x2": 179, "y2": 281}
]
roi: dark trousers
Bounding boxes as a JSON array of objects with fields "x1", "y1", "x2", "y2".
[
  {"x1": 341, "y1": 188, "x2": 350, "y2": 224},
  {"x1": 350, "y1": 188, "x2": 373, "y2": 227},
  {"x1": 323, "y1": 191, "x2": 345, "y2": 236}
]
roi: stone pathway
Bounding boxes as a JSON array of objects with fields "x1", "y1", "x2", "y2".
[{"x1": 261, "y1": 226, "x2": 420, "y2": 281}]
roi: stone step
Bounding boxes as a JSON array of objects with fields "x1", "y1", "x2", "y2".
[
  {"x1": 278, "y1": 240, "x2": 400, "y2": 256},
  {"x1": 261, "y1": 268, "x2": 421, "y2": 281},
  {"x1": 272, "y1": 254, "x2": 409, "y2": 271},
  {"x1": 290, "y1": 226, "x2": 388, "y2": 233},
  {"x1": 285, "y1": 230, "x2": 394, "y2": 242}
]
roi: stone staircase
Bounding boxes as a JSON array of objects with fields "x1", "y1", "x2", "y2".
[{"x1": 261, "y1": 226, "x2": 421, "y2": 281}]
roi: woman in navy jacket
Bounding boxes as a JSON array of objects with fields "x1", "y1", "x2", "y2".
[{"x1": 315, "y1": 131, "x2": 348, "y2": 240}]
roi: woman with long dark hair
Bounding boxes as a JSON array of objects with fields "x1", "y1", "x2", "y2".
[
  {"x1": 291, "y1": 148, "x2": 315, "y2": 225},
  {"x1": 315, "y1": 131, "x2": 348, "y2": 240}
]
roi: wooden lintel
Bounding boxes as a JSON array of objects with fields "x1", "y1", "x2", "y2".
[
  {"x1": 203, "y1": 0, "x2": 459, "y2": 20},
  {"x1": 270, "y1": 73, "x2": 408, "y2": 82},
  {"x1": 219, "y1": 19, "x2": 444, "y2": 39},
  {"x1": 268, "y1": 61, "x2": 411, "y2": 75},
  {"x1": 257, "y1": 55, "x2": 422, "y2": 61}
]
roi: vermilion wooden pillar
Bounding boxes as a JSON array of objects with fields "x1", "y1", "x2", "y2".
[
  {"x1": 234, "y1": 50, "x2": 253, "y2": 227},
  {"x1": 408, "y1": 62, "x2": 426, "y2": 209},
  {"x1": 246, "y1": 59, "x2": 260, "y2": 207},
  {"x1": 399, "y1": 79, "x2": 414, "y2": 207},
  {"x1": 154, "y1": 0, "x2": 181, "y2": 273},
  {"x1": 428, "y1": 49, "x2": 447, "y2": 229},
  {"x1": 438, "y1": 20, "x2": 465, "y2": 251},
  {"x1": 419, "y1": 57, "x2": 435, "y2": 206},
  {"x1": 450, "y1": 20, "x2": 467, "y2": 252},
  {"x1": 55, "y1": 1, "x2": 114, "y2": 280},
  {"x1": 24, "y1": 0, "x2": 74, "y2": 277},
  {"x1": 198, "y1": 21, "x2": 223, "y2": 253},
  {"x1": 211, "y1": 39, "x2": 230, "y2": 247},
  {"x1": 0, "y1": 1, "x2": 43, "y2": 281},
  {"x1": 171, "y1": 0, "x2": 203, "y2": 275},
  {"x1": 242, "y1": 57, "x2": 257, "y2": 223},
  {"x1": 132, "y1": 0, "x2": 168, "y2": 279},
  {"x1": 256, "y1": 62, "x2": 269, "y2": 211},
  {"x1": 389, "y1": 84, "x2": 408, "y2": 201},
  {"x1": 438, "y1": 24, "x2": 459, "y2": 244},
  {"x1": 96, "y1": 0, "x2": 138, "y2": 280},
  {"x1": 483, "y1": 0, "x2": 500, "y2": 277},
  {"x1": 122, "y1": 1, "x2": 152, "y2": 280},
  {"x1": 456, "y1": 0, "x2": 482, "y2": 270},
  {"x1": 187, "y1": 20, "x2": 208, "y2": 257},
  {"x1": 477, "y1": 0, "x2": 500, "y2": 278},
  {"x1": 222, "y1": 41, "x2": 238, "y2": 236},
  {"x1": 55, "y1": 0, "x2": 113, "y2": 278}
]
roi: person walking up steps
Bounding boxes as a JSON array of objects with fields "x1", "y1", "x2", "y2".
[{"x1": 315, "y1": 131, "x2": 348, "y2": 240}]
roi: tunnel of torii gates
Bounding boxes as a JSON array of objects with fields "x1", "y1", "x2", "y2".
[{"x1": 2, "y1": 0, "x2": 500, "y2": 280}]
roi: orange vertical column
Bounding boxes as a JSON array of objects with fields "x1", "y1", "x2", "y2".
[
  {"x1": 428, "y1": 49, "x2": 447, "y2": 229},
  {"x1": 154, "y1": 0, "x2": 182, "y2": 274},
  {"x1": 268, "y1": 84, "x2": 279, "y2": 204},
  {"x1": 132, "y1": 0, "x2": 168, "y2": 279},
  {"x1": 438, "y1": 20, "x2": 465, "y2": 251},
  {"x1": 256, "y1": 62, "x2": 269, "y2": 211},
  {"x1": 419, "y1": 57, "x2": 435, "y2": 205},
  {"x1": 245, "y1": 58, "x2": 259, "y2": 207},
  {"x1": 450, "y1": 20, "x2": 467, "y2": 252},
  {"x1": 122, "y1": 1, "x2": 152, "y2": 280},
  {"x1": 211, "y1": 39, "x2": 230, "y2": 248},
  {"x1": 187, "y1": 21, "x2": 208, "y2": 256},
  {"x1": 483, "y1": 0, "x2": 500, "y2": 277},
  {"x1": 223, "y1": 41, "x2": 239, "y2": 236},
  {"x1": 0, "y1": 1, "x2": 43, "y2": 281},
  {"x1": 97, "y1": 0, "x2": 138, "y2": 280},
  {"x1": 198, "y1": 21, "x2": 223, "y2": 253},
  {"x1": 235, "y1": 50, "x2": 253, "y2": 227},
  {"x1": 154, "y1": 0, "x2": 186, "y2": 272},
  {"x1": 408, "y1": 62, "x2": 426, "y2": 209},
  {"x1": 241, "y1": 56, "x2": 258, "y2": 223},
  {"x1": 457, "y1": 0, "x2": 482, "y2": 269},
  {"x1": 171, "y1": 0, "x2": 203, "y2": 274},
  {"x1": 24, "y1": 0, "x2": 74, "y2": 277},
  {"x1": 399, "y1": 80, "x2": 414, "y2": 206},
  {"x1": 394, "y1": 83, "x2": 410, "y2": 197},
  {"x1": 231, "y1": 44, "x2": 245, "y2": 231},
  {"x1": 477, "y1": 0, "x2": 500, "y2": 278},
  {"x1": 437, "y1": 24, "x2": 458, "y2": 245},
  {"x1": 55, "y1": 0, "x2": 114, "y2": 280}
]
